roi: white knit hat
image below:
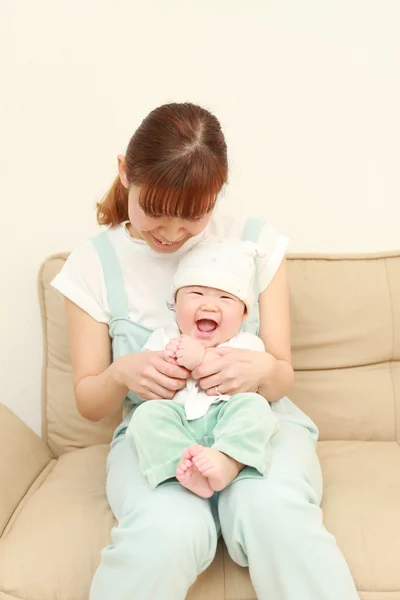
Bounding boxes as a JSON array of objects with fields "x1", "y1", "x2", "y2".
[{"x1": 172, "y1": 239, "x2": 264, "y2": 313}]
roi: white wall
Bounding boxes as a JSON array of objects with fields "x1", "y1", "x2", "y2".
[{"x1": 1, "y1": 0, "x2": 399, "y2": 435}]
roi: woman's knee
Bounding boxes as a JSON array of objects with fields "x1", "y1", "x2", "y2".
[
  {"x1": 119, "y1": 493, "x2": 218, "y2": 568},
  {"x1": 222, "y1": 475, "x2": 321, "y2": 539}
]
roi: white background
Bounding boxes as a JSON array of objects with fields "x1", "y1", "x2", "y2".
[{"x1": 1, "y1": 0, "x2": 399, "y2": 434}]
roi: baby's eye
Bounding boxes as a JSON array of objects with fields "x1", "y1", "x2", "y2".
[
  {"x1": 221, "y1": 295, "x2": 234, "y2": 300},
  {"x1": 191, "y1": 291, "x2": 204, "y2": 296}
]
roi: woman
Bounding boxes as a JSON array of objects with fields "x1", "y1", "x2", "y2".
[{"x1": 52, "y1": 102, "x2": 358, "y2": 599}]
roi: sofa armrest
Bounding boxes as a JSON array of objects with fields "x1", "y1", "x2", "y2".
[{"x1": 0, "y1": 403, "x2": 52, "y2": 536}]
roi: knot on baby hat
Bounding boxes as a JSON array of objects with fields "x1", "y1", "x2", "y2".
[{"x1": 172, "y1": 239, "x2": 264, "y2": 313}]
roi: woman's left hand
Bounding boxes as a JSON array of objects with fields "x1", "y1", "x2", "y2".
[{"x1": 191, "y1": 347, "x2": 276, "y2": 396}]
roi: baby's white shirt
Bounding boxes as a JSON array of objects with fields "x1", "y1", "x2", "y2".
[{"x1": 143, "y1": 323, "x2": 265, "y2": 420}]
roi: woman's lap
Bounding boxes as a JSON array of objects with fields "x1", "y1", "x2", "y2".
[
  {"x1": 106, "y1": 397, "x2": 321, "y2": 533},
  {"x1": 99, "y1": 402, "x2": 359, "y2": 599},
  {"x1": 106, "y1": 432, "x2": 219, "y2": 528}
]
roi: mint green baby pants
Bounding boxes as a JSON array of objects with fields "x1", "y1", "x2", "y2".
[
  {"x1": 127, "y1": 393, "x2": 279, "y2": 488},
  {"x1": 88, "y1": 221, "x2": 358, "y2": 600}
]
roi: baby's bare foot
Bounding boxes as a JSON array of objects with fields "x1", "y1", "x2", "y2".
[
  {"x1": 186, "y1": 445, "x2": 243, "y2": 492},
  {"x1": 176, "y1": 456, "x2": 213, "y2": 498}
]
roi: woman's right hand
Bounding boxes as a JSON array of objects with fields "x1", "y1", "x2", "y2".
[{"x1": 114, "y1": 351, "x2": 190, "y2": 401}]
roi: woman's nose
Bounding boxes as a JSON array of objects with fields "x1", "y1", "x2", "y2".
[{"x1": 158, "y1": 223, "x2": 185, "y2": 242}]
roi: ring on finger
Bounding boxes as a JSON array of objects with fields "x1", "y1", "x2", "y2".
[{"x1": 215, "y1": 385, "x2": 222, "y2": 396}]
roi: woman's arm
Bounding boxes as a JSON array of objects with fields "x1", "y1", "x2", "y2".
[
  {"x1": 65, "y1": 298, "x2": 128, "y2": 421},
  {"x1": 65, "y1": 299, "x2": 189, "y2": 422},
  {"x1": 257, "y1": 258, "x2": 295, "y2": 401}
]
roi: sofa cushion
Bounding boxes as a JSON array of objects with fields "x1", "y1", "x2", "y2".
[
  {"x1": 318, "y1": 440, "x2": 400, "y2": 595},
  {"x1": 216, "y1": 440, "x2": 400, "y2": 600},
  {"x1": 39, "y1": 255, "x2": 122, "y2": 457},
  {"x1": 0, "y1": 445, "x2": 114, "y2": 600},
  {"x1": 39, "y1": 251, "x2": 400, "y2": 454},
  {"x1": 1, "y1": 441, "x2": 399, "y2": 600},
  {"x1": 0, "y1": 404, "x2": 52, "y2": 538}
]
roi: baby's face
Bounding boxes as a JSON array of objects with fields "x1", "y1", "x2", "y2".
[{"x1": 175, "y1": 286, "x2": 246, "y2": 347}]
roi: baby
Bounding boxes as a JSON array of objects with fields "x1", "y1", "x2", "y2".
[{"x1": 126, "y1": 239, "x2": 279, "y2": 498}]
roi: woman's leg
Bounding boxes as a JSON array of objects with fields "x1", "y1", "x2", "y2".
[
  {"x1": 219, "y1": 412, "x2": 358, "y2": 600},
  {"x1": 89, "y1": 434, "x2": 218, "y2": 600}
]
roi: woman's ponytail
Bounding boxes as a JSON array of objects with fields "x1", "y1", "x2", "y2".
[{"x1": 97, "y1": 176, "x2": 129, "y2": 226}]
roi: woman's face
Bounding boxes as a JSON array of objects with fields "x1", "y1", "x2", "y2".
[{"x1": 127, "y1": 185, "x2": 212, "y2": 254}]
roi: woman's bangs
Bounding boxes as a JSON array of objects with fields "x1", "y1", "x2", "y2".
[{"x1": 139, "y1": 166, "x2": 224, "y2": 220}]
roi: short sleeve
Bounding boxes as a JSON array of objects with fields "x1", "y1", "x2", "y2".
[
  {"x1": 142, "y1": 328, "x2": 168, "y2": 352},
  {"x1": 234, "y1": 332, "x2": 266, "y2": 352},
  {"x1": 142, "y1": 324, "x2": 180, "y2": 352},
  {"x1": 257, "y1": 223, "x2": 290, "y2": 293},
  {"x1": 51, "y1": 241, "x2": 111, "y2": 323}
]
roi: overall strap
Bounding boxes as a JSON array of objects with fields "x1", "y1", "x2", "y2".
[
  {"x1": 91, "y1": 231, "x2": 129, "y2": 320},
  {"x1": 241, "y1": 217, "x2": 264, "y2": 297},
  {"x1": 241, "y1": 218, "x2": 264, "y2": 335},
  {"x1": 241, "y1": 217, "x2": 264, "y2": 244}
]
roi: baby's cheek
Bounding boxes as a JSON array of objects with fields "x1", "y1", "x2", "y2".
[{"x1": 176, "y1": 310, "x2": 194, "y2": 336}]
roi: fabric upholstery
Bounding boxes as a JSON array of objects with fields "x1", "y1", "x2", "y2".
[
  {"x1": 0, "y1": 403, "x2": 52, "y2": 537},
  {"x1": 38, "y1": 255, "x2": 122, "y2": 457},
  {"x1": 0, "y1": 445, "x2": 114, "y2": 600},
  {"x1": 1, "y1": 249, "x2": 399, "y2": 599}
]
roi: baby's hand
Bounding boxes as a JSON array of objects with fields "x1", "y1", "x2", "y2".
[
  {"x1": 164, "y1": 337, "x2": 180, "y2": 365},
  {"x1": 175, "y1": 335, "x2": 206, "y2": 371}
]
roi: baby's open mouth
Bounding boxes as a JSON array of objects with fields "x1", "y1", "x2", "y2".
[{"x1": 196, "y1": 319, "x2": 218, "y2": 333}]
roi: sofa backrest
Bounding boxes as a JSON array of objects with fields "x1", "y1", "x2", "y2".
[{"x1": 39, "y1": 251, "x2": 400, "y2": 457}]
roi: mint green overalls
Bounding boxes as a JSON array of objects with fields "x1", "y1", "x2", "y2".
[{"x1": 89, "y1": 219, "x2": 358, "y2": 600}]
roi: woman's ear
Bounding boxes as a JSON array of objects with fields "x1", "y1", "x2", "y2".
[{"x1": 117, "y1": 155, "x2": 129, "y2": 189}]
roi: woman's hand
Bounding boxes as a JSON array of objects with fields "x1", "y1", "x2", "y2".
[
  {"x1": 191, "y1": 347, "x2": 277, "y2": 396},
  {"x1": 115, "y1": 351, "x2": 190, "y2": 401}
]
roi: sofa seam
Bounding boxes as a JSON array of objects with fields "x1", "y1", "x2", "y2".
[
  {"x1": 0, "y1": 459, "x2": 56, "y2": 540},
  {"x1": 384, "y1": 257, "x2": 397, "y2": 442},
  {"x1": 0, "y1": 590, "x2": 45, "y2": 600},
  {"x1": 287, "y1": 250, "x2": 400, "y2": 261},
  {"x1": 37, "y1": 259, "x2": 49, "y2": 446},
  {"x1": 294, "y1": 359, "x2": 399, "y2": 373}
]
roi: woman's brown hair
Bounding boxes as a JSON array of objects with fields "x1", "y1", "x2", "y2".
[{"x1": 97, "y1": 103, "x2": 228, "y2": 226}]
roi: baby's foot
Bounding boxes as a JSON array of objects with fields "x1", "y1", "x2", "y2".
[
  {"x1": 176, "y1": 457, "x2": 213, "y2": 498},
  {"x1": 186, "y1": 445, "x2": 243, "y2": 492}
]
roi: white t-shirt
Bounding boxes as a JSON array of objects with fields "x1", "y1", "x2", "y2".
[
  {"x1": 143, "y1": 323, "x2": 265, "y2": 420},
  {"x1": 51, "y1": 206, "x2": 289, "y2": 330}
]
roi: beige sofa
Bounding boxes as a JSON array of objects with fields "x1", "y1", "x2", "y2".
[{"x1": 1, "y1": 250, "x2": 400, "y2": 600}]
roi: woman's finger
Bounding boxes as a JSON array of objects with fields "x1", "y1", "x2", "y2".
[
  {"x1": 153, "y1": 353, "x2": 190, "y2": 379},
  {"x1": 142, "y1": 383, "x2": 174, "y2": 400},
  {"x1": 197, "y1": 374, "x2": 222, "y2": 392},
  {"x1": 147, "y1": 366, "x2": 187, "y2": 392},
  {"x1": 191, "y1": 358, "x2": 222, "y2": 380},
  {"x1": 212, "y1": 346, "x2": 234, "y2": 357}
]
